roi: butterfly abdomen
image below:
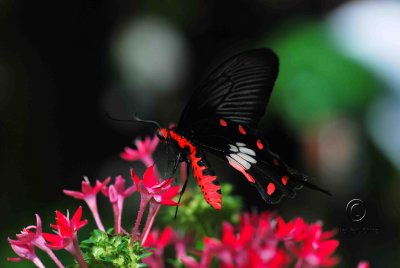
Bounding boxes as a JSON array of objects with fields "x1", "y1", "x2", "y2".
[{"x1": 169, "y1": 130, "x2": 222, "y2": 210}]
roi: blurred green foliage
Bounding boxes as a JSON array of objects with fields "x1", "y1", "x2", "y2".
[
  {"x1": 161, "y1": 183, "x2": 242, "y2": 238},
  {"x1": 79, "y1": 229, "x2": 149, "y2": 268},
  {"x1": 264, "y1": 21, "x2": 378, "y2": 129}
]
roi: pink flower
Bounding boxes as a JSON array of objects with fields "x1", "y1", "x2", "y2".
[
  {"x1": 102, "y1": 175, "x2": 136, "y2": 200},
  {"x1": 12, "y1": 214, "x2": 64, "y2": 267},
  {"x1": 143, "y1": 226, "x2": 174, "y2": 250},
  {"x1": 14, "y1": 214, "x2": 46, "y2": 246},
  {"x1": 63, "y1": 176, "x2": 110, "y2": 231},
  {"x1": 131, "y1": 166, "x2": 180, "y2": 206},
  {"x1": 276, "y1": 217, "x2": 307, "y2": 241},
  {"x1": 131, "y1": 166, "x2": 180, "y2": 242},
  {"x1": 295, "y1": 223, "x2": 339, "y2": 267},
  {"x1": 143, "y1": 227, "x2": 175, "y2": 268},
  {"x1": 8, "y1": 215, "x2": 64, "y2": 267},
  {"x1": 121, "y1": 135, "x2": 159, "y2": 167},
  {"x1": 102, "y1": 175, "x2": 135, "y2": 233},
  {"x1": 358, "y1": 261, "x2": 370, "y2": 268},
  {"x1": 186, "y1": 213, "x2": 339, "y2": 268},
  {"x1": 8, "y1": 239, "x2": 45, "y2": 268},
  {"x1": 203, "y1": 229, "x2": 285, "y2": 268},
  {"x1": 43, "y1": 207, "x2": 87, "y2": 250}
]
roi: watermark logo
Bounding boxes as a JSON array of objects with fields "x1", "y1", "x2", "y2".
[
  {"x1": 346, "y1": 199, "x2": 367, "y2": 222},
  {"x1": 339, "y1": 198, "x2": 379, "y2": 236}
]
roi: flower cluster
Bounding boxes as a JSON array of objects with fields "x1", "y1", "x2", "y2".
[
  {"x1": 8, "y1": 208, "x2": 87, "y2": 268},
  {"x1": 142, "y1": 212, "x2": 341, "y2": 268},
  {"x1": 8, "y1": 135, "x2": 180, "y2": 267},
  {"x1": 7, "y1": 134, "x2": 371, "y2": 267}
]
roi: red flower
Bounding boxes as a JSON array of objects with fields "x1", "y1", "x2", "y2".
[
  {"x1": 143, "y1": 227, "x2": 175, "y2": 268},
  {"x1": 143, "y1": 226, "x2": 174, "y2": 249},
  {"x1": 203, "y1": 221, "x2": 282, "y2": 268},
  {"x1": 276, "y1": 217, "x2": 307, "y2": 241},
  {"x1": 43, "y1": 207, "x2": 87, "y2": 250},
  {"x1": 190, "y1": 213, "x2": 339, "y2": 268},
  {"x1": 295, "y1": 223, "x2": 339, "y2": 267},
  {"x1": 63, "y1": 176, "x2": 110, "y2": 231},
  {"x1": 131, "y1": 166, "x2": 180, "y2": 206},
  {"x1": 121, "y1": 135, "x2": 159, "y2": 167}
]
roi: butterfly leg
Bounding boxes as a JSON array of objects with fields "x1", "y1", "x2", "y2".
[
  {"x1": 168, "y1": 152, "x2": 182, "y2": 180},
  {"x1": 174, "y1": 162, "x2": 190, "y2": 219},
  {"x1": 172, "y1": 152, "x2": 182, "y2": 174}
]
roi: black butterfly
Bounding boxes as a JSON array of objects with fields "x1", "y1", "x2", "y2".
[{"x1": 149, "y1": 48, "x2": 330, "y2": 209}]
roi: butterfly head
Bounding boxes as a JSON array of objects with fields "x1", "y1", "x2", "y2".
[{"x1": 156, "y1": 128, "x2": 169, "y2": 142}]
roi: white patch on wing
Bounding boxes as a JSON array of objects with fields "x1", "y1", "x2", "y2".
[
  {"x1": 237, "y1": 152, "x2": 257, "y2": 164},
  {"x1": 229, "y1": 144, "x2": 239, "y2": 152},
  {"x1": 226, "y1": 155, "x2": 255, "y2": 183},
  {"x1": 239, "y1": 147, "x2": 255, "y2": 156},
  {"x1": 229, "y1": 154, "x2": 251, "y2": 170},
  {"x1": 227, "y1": 142, "x2": 258, "y2": 170}
]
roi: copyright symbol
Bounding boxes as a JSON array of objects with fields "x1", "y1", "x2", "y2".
[{"x1": 346, "y1": 199, "x2": 366, "y2": 222}]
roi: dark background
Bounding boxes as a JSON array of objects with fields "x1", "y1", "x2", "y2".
[{"x1": 1, "y1": 0, "x2": 399, "y2": 267}]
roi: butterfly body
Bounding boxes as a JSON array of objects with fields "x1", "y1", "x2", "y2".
[
  {"x1": 155, "y1": 48, "x2": 330, "y2": 209},
  {"x1": 158, "y1": 127, "x2": 222, "y2": 209}
]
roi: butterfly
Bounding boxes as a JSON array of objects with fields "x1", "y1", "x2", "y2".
[{"x1": 143, "y1": 48, "x2": 330, "y2": 210}]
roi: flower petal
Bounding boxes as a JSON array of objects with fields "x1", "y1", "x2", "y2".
[
  {"x1": 108, "y1": 185, "x2": 118, "y2": 203},
  {"x1": 143, "y1": 166, "x2": 158, "y2": 187},
  {"x1": 123, "y1": 185, "x2": 136, "y2": 197},
  {"x1": 158, "y1": 227, "x2": 174, "y2": 249},
  {"x1": 131, "y1": 168, "x2": 141, "y2": 186},
  {"x1": 63, "y1": 190, "x2": 84, "y2": 199},
  {"x1": 159, "y1": 185, "x2": 180, "y2": 199},
  {"x1": 158, "y1": 199, "x2": 179, "y2": 206},
  {"x1": 71, "y1": 207, "x2": 83, "y2": 226}
]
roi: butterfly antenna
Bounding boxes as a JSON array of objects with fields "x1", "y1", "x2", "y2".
[
  {"x1": 105, "y1": 112, "x2": 161, "y2": 129},
  {"x1": 133, "y1": 113, "x2": 161, "y2": 128},
  {"x1": 105, "y1": 112, "x2": 134, "y2": 122}
]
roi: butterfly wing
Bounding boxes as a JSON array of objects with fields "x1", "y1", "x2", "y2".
[
  {"x1": 173, "y1": 49, "x2": 328, "y2": 205},
  {"x1": 177, "y1": 48, "x2": 279, "y2": 132},
  {"x1": 187, "y1": 119, "x2": 310, "y2": 204}
]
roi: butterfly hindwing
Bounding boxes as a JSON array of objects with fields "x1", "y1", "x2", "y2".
[{"x1": 190, "y1": 118, "x2": 306, "y2": 204}]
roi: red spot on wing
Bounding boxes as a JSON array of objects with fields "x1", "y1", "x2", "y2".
[
  {"x1": 256, "y1": 139, "x2": 264, "y2": 150},
  {"x1": 219, "y1": 119, "x2": 227, "y2": 127},
  {"x1": 282, "y1": 176, "x2": 289, "y2": 185},
  {"x1": 238, "y1": 124, "x2": 246, "y2": 135},
  {"x1": 273, "y1": 159, "x2": 280, "y2": 166},
  {"x1": 267, "y1": 183, "x2": 276, "y2": 195}
]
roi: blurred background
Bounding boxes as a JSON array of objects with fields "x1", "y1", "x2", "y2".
[{"x1": 1, "y1": 0, "x2": 400, "y2": 267}]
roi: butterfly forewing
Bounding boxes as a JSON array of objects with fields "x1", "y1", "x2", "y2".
[{"x1": 177, "y1": 48, "x2": 279, "y2": 131}]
